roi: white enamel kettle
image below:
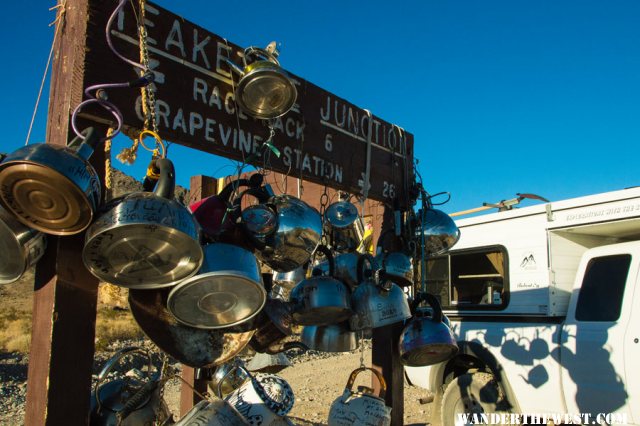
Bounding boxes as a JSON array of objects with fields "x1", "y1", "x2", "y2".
[
  {"x1": 328, "y1": 367, "x2": 391, "y2": 426},
  {"x1": 220, "y1": 359, "x2": 295, "y2": 426}
]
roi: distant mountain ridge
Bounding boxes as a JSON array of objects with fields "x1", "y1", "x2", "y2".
[{"x1": 109, "y1": 168, "x2": 190, "y2": 204}]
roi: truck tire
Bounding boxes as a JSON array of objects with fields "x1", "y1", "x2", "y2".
[{"x1": 440, "y1": 372, "x2": 505, "y2": 426}]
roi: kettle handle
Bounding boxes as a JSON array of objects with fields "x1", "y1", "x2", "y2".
[
  {"x1": 152, "y1": 158, "x2": 176, "y2": 200},
  {"x1": 219, "y1": 173, "x2": 264, "y2": 202},
  {"x1": 94, "y1": 346, "x2": 153, "y2": 412},
  {"x1": 345, "y1": 367, "x2": 387, "y2": 400},
  {"x1": 217, "y1": 359, "x2": 252, "y2": 399},
  {"x1": 232, "y1": 187, "x2": 272, "y2": 217},
  {"x1": 266, "y1": 341, "x2": 310, "y2": 355},
  {"x1": 116, "y1": 378, "x2": 161, "y2": 423},
  {"x1": 218, "y1": 178, "x2": 251, "y2": 202},
  {"x1": 244, "y1": 46, "x2": 281, "y2": 66},
  {"x1": 233, "y1": 187, "x2": 275, "y2": 250},
  {"x1": 277, "y1": 341, "x2": 309, "y2": 353},
  {"x1": 356, "y1": 253, "x2": 376, "y2": 283},
  {"x1": 67, "y1": 127, "x2": 100, "y2": 160},
  {"x1": 411, "y1": 292, "x2": 443, "y2": 323},
  {"x1": 376, "y1": 229, "x2": 408, "y2": 254},
  {"x1": 216, "y1": 358, "x2": 274, "y2": 403},
  {"x1": 313, "y1": 244, "x2": 335, "y2": 277}
]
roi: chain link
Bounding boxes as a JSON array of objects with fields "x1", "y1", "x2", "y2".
[
  {"x1": 319, "y1": 185, "x2": 330, "y2": 247},
  {"x1": 358, "y1": 331, "x2": 366, "y2": 369},
  {"x1": 104, "y1": 131, "x2": 113, "y2": 191},
  {"x1": 319, "y1": 187, "x2": 329, "y2": 217}
]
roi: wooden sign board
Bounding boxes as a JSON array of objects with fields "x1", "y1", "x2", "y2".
[{"x1": 83, "y1": 1, "x2": 414, "y2": 206}]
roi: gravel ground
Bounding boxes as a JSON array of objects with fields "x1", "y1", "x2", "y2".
[{"x1": 0, "y1": 338, "x2": 435, "y2": 425}]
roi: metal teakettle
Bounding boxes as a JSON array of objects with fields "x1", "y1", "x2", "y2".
[
  {"x1": 0, "y1": 127, "x2": 101, "y2": 235},
  {"x1": 313, "y1": 251, "x2": 361, "y2": 289},
  {"x1": 301, "y1": 321, "x2": 359, "y2": 353},
  {"x1": 0, "y1": 206, "x2": 46, "y2": 284},
  {"x1": 188, "y1": 176, "x2": 258, "y2": 243},
  {"x1": 167, "y1": 242, "x2": 266, "y2": 330},
  {"x1": 209, "y1": 362, "x2": 251, "y2": 398},
  {"x1": 220, "y1": 359, "x2": 296, "y2": 426},
  {"x1": 226, "y1": 46, "x2": 297, "y2": 120},
  {"x1": 398, "y1": 293, "x2": 458, "y2": 367},
  {"x1": 323, "y1": 199, "x2": 364, "y2": 253},
  {"x1": 415, "y1": 208, "x2": 460, "y2": 256},
  {"x1": 172, "y1": 399, "x2": 248, "y2": 426},
  {"x1": 129, "y1": 287, "x2": 255, "y2": 368},
  {"x1": 350, "y1": 254, "x2": 411, "y2": 330},
  {"x1": 83, "y1": 158, "x2": 203, "y2": 288},
  {"x1": 253, "y1": 195, "x2": 323, "y2": 273},
  {"x1": 328, "y1": 367, "x2": 391, "y2": 426},
  {"x1": 89, "y1": 347, "x2": 171, "y2": 426},
  {"x1": 289, "y1": 245, "x2": 353, "y2": 326},
  {"x1": 235, "y1": 187, "x2": 278, "y2": 241},
  {"x1": 374, "y1": 232, "x2": 413, "y2": 287}
]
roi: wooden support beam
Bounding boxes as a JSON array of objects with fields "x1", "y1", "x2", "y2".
[
  {"x1": 188, "y1": 175, "x2": 218, "y2": 206},
  {"x1": 372, "y1": 323, "x2": 406, "y2": 426},
  {"x1": 180, "y1": 175, "x2": 218, "y2": 416},
  {"x1": 25, "y1": 235, "x2": 101, "y2": 425},
  {"x1": 371, "y1": 205, "x2": 405, "y2": 425},
  {"x1": 179, "y1": 366, "x2": 209, "y2": 416},
  {"x1": 24, "y1": 1, "x2": 101, "y2": 423}
]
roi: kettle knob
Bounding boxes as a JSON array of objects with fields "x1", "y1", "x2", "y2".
[{"x1": 356, "y1": 385, "x2": 375, "y2": 395}]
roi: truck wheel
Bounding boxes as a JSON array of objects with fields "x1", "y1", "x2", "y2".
[{"x1": 440, "y1": 372, "x2": 504, "y2": 426}]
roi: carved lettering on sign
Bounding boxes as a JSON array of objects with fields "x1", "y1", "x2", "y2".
[{"x1": 86, "y1": 1, "x2": 414, "y2": 206}]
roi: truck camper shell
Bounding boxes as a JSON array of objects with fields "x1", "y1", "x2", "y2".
[{"x1": 427, "y1": 187, "x2": 640, "y2": 317}]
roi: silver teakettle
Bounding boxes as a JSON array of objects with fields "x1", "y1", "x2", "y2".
[
  {"x1": 89, "y1": 347, "x2": 171, "y2": 426},
  {"x1": 350, "y1": 255, "x2": 411, "y2": 330},
  {"x1": 323, "y1": 200, "x2": 364, "y2": 253},
  {"x1": 328, "y1": 367, "x2": 391, "y2": 426}
]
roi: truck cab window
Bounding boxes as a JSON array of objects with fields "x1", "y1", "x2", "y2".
[
  {"x1": 575, "y1": 254, "x2": 630, "y2": 322},
  {"x1": 425, "y1": 246, "x2": 508, "y2": 310}
]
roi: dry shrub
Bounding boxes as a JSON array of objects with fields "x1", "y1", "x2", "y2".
[
  {"x1": 0, "y1": 306, "x2": 142, "y2": 354},
  {"x1": 95, "y1": 308, "x2": 143, "y2": 351},
  {"x1": 98, "y1": 283, "x2": 129, "y2": 309},
  {"x1": 0, "y1": 315, "x2": 32, "y2": 353}
]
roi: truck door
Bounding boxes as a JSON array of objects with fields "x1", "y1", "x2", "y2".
[
  {"x1": 624, "y1": 257, "x2": 640, "y2": 424},
  {"x1": 560, "y1": 248, "x2": 636, "y2": 421}
]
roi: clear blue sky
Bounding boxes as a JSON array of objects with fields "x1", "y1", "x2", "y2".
[{"x1": 1, "y1": 1, "x2": 638, "y2": 214}]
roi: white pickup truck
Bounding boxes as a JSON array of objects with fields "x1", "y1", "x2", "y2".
[{"x1": 406, "y1": 188, "x2": 640, "y2": 425}]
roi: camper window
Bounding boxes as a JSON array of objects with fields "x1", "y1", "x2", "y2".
[
  {"x1": 425, "y1": 245, "x2": 508, "y2": 310},
  {"x1": 575, "y1": 254, "x2": 630, "y2": 322}
]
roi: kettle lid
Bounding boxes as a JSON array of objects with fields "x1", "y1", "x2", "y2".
[
  {"x1": 325, "y1": 201, "x2": 359, "y2": 228},
  {"x1": 252, "y1": 373, "x2": 295, "y2": 416}
]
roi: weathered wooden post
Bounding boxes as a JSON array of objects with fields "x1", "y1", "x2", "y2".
[
  {"x1": 24, "y1": 0, "x2": 103, "y2": 424},
  {"x1": 372, "y1": 206, "x2": 406, "y2": 425},
  {"x1": 178, "y1": 175, "x2": 219, "y2": 416}
]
